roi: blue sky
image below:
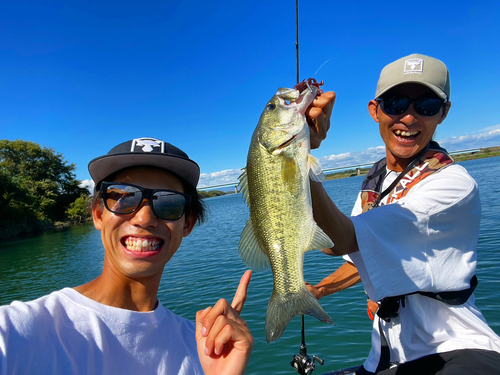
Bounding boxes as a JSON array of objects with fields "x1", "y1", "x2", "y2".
[{"x1": 1, "y1": 1, "x2": 499, "y2": 189}]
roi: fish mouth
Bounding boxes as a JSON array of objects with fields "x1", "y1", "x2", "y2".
[
  {"x1": 121, "y1": 236, "x2": 164, "y2": 252},
  {"x1": 276, "y1": 85, "x2": 316, "y2": 114}
]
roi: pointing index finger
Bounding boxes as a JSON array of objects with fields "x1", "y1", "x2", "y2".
[{"x1": 231, "y1": 270, "x2": 252, "y2": 314}]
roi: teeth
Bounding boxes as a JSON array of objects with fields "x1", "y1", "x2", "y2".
[
  {"x1": 124, "y1": 237, "x2": 161, "y2": 252},
  {"x1": 394, "y1": 130, "x2": 419, "y2": 137}
]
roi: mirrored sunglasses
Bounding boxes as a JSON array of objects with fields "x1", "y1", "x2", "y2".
[
  {"x1": 100, "y1": 182, "x2": 190, "y2": 221},
  {"x1": 377, "y1": 95, "x2": 446, "y2": 117}
]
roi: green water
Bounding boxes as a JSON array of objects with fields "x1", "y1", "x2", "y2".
[{"x1": 1, "y1": 157, "x2": 500, "y2": 374}]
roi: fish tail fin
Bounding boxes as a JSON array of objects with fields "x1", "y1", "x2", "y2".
[{"x1": 265, "y1": 288, "x2": 333, "y2": 342}]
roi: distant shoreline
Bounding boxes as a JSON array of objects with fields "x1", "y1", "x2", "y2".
[
  {"x1": 3, "y1": 146, "x2": 498, "y2": 241},
  {"x1": 325, "y1": 145, "x2": 500, "y2": 180}
]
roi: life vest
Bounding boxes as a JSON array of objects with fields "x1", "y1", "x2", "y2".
[
  {"x1": 359, "y1": 141, "x2": 477, "y2": 322},
  {"x1": 360, "y1": 140, "x2": 453, "y2": 212}
]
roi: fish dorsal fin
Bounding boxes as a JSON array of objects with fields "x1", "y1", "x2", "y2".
[
  {"x1": 305, "y1": 223, "x2": 334, "y2": 252},
  {"x1": 238, "y1": 168, "x2": 250, "y2": 204},
  {"x1": 308, "y1": 154, "x2": 326, "y2": 182},
  {"x1": 282, "y1": 155, "x2": 299, "y2": 191},
  {"x1": 238, "y1": 219, "x2": 270, "y2": 271}
]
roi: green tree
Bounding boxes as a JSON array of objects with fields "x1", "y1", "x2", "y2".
[
  {"x1": 0, "y1": 139, "x2": 89, "y2": 225},
  {"x1": 66, "y1": 195, "x2": 91, "y2": 223}
]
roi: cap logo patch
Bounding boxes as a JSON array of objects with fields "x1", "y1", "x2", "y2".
[
  {"x1": 130, "y1": 137, "x2": 165, "y2": 153},
  {"x1": 404, "y1": 58, "x2": 423, "y2": 74}
]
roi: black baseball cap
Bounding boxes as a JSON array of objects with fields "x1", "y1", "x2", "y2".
[{"x1": 88, "y1": 137, "x2": 200, "y2": 189}]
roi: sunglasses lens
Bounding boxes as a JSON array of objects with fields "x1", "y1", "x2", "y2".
[
  {"x1": 105, "y1": 184, "x2": 142, "y2": 214},
  {"x1": 381, "y1": 96, "x2": 443, "y2": 116},
  {"x1": 152, "y1": 192, "x2": 186, "y2": 220},
  {"x1": 414, "y1": 98, "x2": 443, "y2": 116},
  {"x1": 382, "y1": 97, "x2": 410, "y2": 115}
]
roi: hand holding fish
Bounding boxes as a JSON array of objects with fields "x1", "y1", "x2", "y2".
[
  {"x1": 196, "y1": 270, "x2": 253, "y2": 375},
  {"x1": 307, "y1": 91, "x2": 336, "y2": 149}
]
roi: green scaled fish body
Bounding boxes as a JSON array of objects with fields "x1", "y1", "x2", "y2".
[{"x1": 239, "y1": 84, "x2": 334, "y2": 343}]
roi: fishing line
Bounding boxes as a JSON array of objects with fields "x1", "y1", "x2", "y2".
[{"x1": 313, "y1": 57, "x2": 333, "y2": 78}]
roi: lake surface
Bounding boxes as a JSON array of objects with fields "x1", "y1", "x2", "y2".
[{"x1": 1, "y1": 156, "x2": 500, "y2": 374}]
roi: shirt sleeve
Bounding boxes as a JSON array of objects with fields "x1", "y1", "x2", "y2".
[{"x1": 349, "y1": 165, "x2": 481, "y2": 302}]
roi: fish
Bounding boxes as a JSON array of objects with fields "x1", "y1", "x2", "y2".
[{"x1": 238, "y1": 79, "x2": 334, "y2": 342}]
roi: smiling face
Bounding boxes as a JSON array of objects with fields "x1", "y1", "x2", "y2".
[
  {"x1": 93, "y1": 167, "x2": 196, "y2": 283},
  {"x1": 368, "y1": 83, "x2": 451, "y2": 171}
]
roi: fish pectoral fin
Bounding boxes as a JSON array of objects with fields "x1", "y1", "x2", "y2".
[
  {"x1": 238, "y1": 168, "x2": 250, "y2": 204},
  {"x1": 308, "y1": 154, "x2": 326, "y2": 182},
  {"x1": 282, "y1": 156, "x2": 299, "y2": 191},
  {"x1": 238, "y1": 219, "x2": 270, "y2": 272},
  {"x1": 305, "y1": 223, "x2": 334, "y2": 252}
]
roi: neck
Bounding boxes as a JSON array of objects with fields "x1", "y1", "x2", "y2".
[
  {"x1": 385, "y1": 152, "x2": 413, "y2": 172},
  {"x1": 386, "y1": 143, "x2": 433, "y2": 172},
  {"x1": 74, "y1": 268, "x2": 162, "y2": 312}
]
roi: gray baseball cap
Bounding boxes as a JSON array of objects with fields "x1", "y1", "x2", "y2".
[
  {"x1": 88, "y1": 137, "x2": 200, "y2": 189},
  {"x1": 375, "y1": 54, "x2": 450, "y2": 100}
]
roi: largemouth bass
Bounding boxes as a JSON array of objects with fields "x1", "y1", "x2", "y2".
[{"x1": 238, "y1": 80, "x2": 334, "y2": 342}]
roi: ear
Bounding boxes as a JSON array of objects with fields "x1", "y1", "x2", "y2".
[
  {"x1": 92, "y1": 205, "x2": 103, "y2": 231},
  {"x1": 182, "y1": 211, "x2": 197, "y2": 237},
  {"x1": 368, "y1": 100, "x2": 380, "y2": 123},
  {"x1": 438, "y1": 101, "x2": 452, "y2": 125}
]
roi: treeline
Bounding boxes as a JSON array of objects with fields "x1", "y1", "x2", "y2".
[
  {"x1": 198, "y1": 190, "x2": 235, "y2": 199},
  {"x1": 0, "y1": 139, "x2": 238, "y2": 239},
  {"x1": 0, "y1": 140, "x2": 89, "y2": 238}
]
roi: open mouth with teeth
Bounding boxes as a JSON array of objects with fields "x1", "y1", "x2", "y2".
[
  {"x1": 394, "y1": 129, "x2": 420, "y2": 142},
  {"x1": 122, "y1": 236, "x2": 164, "y2": 252}
]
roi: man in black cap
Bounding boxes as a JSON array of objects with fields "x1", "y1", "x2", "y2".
[
  {"x1": 0, "y1": 137, "x2": 253, "y2": 375},
  {"x1": 306, "y1": 54, "x2": 500, "y2": 373}
]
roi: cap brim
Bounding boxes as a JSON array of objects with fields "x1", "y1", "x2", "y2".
[
  {"x1": 88, "y1": 153, "x2": 200, "y2": 188},
  {"x1": 376, "y1": 81, "x2": 447, "y2": 100}
]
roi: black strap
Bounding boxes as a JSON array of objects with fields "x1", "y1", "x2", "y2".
[
  {"x1": 376, "y1": 275, "x2": 478, "y2": 322},
  {"x1": 376, "y1": 319, "x2": 391, "y2": 371},
  {"x1": 418, "y1": 275, "x2": 478, "y2": 305}
]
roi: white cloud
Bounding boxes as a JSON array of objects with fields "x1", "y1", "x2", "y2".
[
  {"x1": 319, "y1": 146, "x2": 386, "y2": 170},
  {"x1": 80, "y1": 179, "x2": 95, "y2": 193},
  {"x1": 198, "y1": 168, "x2": 244, "y2": 189},
  {"x1": 438, "y1": 124, "x2": 500, "y2": 150}
]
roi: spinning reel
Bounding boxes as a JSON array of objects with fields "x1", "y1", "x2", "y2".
[{"x1": 290, "y1": 316, "x2": 325, "y2": 375}]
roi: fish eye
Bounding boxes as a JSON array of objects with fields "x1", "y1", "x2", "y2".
[{"x1": 266, "y1": 104, "x2": 276, "y2": 111}]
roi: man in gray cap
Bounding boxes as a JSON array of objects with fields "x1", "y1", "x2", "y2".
[
  {"x1": 306, "y1": 54, "x2": 500, "y2": 373},
  {"x1": 0, "y1": 137, "x2": 253, "y2": 374}
]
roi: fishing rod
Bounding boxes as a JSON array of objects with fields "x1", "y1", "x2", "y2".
[
  {"x1": 290, "y1": 2, "x2": 325, "y2": 373},
  {"x1": 291, "y1": 314, "x2": 325, "y2": 374}
]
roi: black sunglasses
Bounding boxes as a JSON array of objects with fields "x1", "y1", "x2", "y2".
[
  {"x1": 100, "y1": 182, "x2": 191, "y2": 221},
  {"x1": 377, "y1": 95, "x2": 446, "y2": 117}
]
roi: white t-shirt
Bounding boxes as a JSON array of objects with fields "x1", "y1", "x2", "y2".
[
  {"x1": 347, "y1": 164, "x2": 500, "y2": 371},
  {"x1": 0, "y1": 288, "x2": 204, "y2": 375}
]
